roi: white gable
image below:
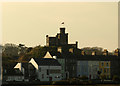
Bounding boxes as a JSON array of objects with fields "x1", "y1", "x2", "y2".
[
  {"x1": 29, "y1": 58, "x2": 38, "y2": 70},
  {"x1": 43, "y1": 52, "x2": 53, "y2": 58},
  {"x1": 14, "y1": 63, "x2": 25, "y2": 74},
  {"x1": 14, "y1": 63, "x2": 22, "y2": 71}
]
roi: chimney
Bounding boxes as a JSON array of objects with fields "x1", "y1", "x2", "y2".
[
  {"x1": 103, "y1": 49, "x2": 108, "y2": 56},
  {"x1": 92, "y1": 51, "x2": 96, "y2": 56},
  {"x1": 114, "y1": 48, "x2": 120, "y2": 56},
  {"x1": 57, "y1": 47, "x2": 62, "y2": 53},
  {"x1": 46, "y1": 35, "x2": 49, "y2": 37},
  {"x1": 81, "y1": 50, "x2": 85, "y2": 55},
  {"x1": 69, "y1": 48, "x2": 74, "y2": 53},
  {"x1": 76, "y1": 41, "x2": 78, "y2": 48}
]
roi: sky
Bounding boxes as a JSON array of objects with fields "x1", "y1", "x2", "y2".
[{"x1": 2, "y1": 2, "x2": 118, "y2": 51}]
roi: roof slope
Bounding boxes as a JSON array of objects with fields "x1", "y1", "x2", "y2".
[{"x1": 34, "y1": 58, "x2": 61, "y2": 66}]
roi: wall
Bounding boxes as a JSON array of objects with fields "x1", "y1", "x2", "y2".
[
  {"x1": 99, "y1": 61, "x2": 111, "y2": 78},
  {"x1": 57, "y1": 58, "x2": 66, "y2": 79},
  {"x1": 77, "y1": 61, "x2": 99, "y2": 79},
  {"x1": 38, "y1": 66, "x2": 61, "y2": 81},
  {"x1": 6, "y1": 76, "x2": 24, "y2": 81}
]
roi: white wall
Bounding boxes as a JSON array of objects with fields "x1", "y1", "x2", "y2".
[
  {"x1": 6, "y1": 76, "x2": 24, "y2": 81},
  {"x1": 38, "y1": 66, "x2": 62, "y2": 81}
]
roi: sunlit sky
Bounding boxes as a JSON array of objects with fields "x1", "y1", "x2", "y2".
[{"x1": 2, "y1": 2, "x2": 118, "y2": 51}]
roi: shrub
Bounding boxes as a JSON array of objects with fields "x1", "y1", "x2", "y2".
[
  {"x1": 112, "y1": 75, "x2": 120, "y2": 81},
  {"x1": 79, "y1": 76, "x2": 88, "y2": 80},
  {"x1": 52, "y1": 80, "x2": 69, "y2": 85}
]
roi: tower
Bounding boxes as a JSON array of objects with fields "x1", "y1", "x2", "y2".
[
  {"x1": 60, "y1": 28, "x2": 65, "y2": 34},
  {"x1": 57, "y1": 22, "x2": 68, "y2": 45}
]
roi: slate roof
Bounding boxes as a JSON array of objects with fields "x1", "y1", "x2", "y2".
[
  {"x1": 76, "y1": 55, "x2": 120, "y2": 61},
  {"x1": 4, "y1": 68, "x2": 23, "y2": 76},
  {"x1": 2, "y1": 62, "x2": 18, "y2": 69},
  {"x1": 34, "y1": 58, "x2": 61, "y2": 66}
]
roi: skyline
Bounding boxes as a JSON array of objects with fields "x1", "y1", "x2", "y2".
[{"x1": 2, "y1": 2, "x2": 118, "y2": 51}]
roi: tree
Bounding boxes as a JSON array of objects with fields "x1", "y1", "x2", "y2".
[
  {"x1": 18, "y1": 45, "x2": 57, "y2": 61},
  {"x1": 81, "y1": 47, "x2": 103, "y2": 55},
  {"x1": 2, "y1": 43, "x2": 19, "y2": 57},
  {"x1": 112, "y1": 75, "x2": 120, "y2": 81}
]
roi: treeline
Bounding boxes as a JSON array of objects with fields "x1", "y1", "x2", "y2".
[
  {"x1": 2, "y1": 43, "x2": 57, "y2": 64},
  {"x1": 1, "y1": 43, "x2": 114, "y2": 65},
  {"x1": 81, "y1": 47, "x2": 113, "y2": 55}
]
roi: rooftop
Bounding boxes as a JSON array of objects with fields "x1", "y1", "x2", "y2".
[{"x1": 34, "y1": 58, "x2": 61, "y2": 66}]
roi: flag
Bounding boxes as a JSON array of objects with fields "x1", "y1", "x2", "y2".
[{"x1": 61, "y1": 22, "x2": 64, "y2": 24}]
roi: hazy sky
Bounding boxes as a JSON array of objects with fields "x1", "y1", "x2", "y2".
[{"x1": 2, "y1": 2, "x2": 118, "y2": 51}]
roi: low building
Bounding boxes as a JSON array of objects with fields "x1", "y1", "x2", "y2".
[
  {"x1": 14, "y1": 62, "x2": 30, "y2": 81},
  {"x1": 29, "y1": 57, "x2": 62, "y2": 81},
  {"x1": 4, "y1": 68, "x2": 24, "y2": 82}
]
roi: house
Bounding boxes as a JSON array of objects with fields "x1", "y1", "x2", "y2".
[
  {"x1": 2, "y1": 62, "x2": 21, "y2": 82},
  {"x1": 14, "y1": 63, "x2": 24, "y2": 74},
  {"x1": 29, "y1": 54, "x2": 62, "y2": 81},
  {"x1": 43, "y1": 51, "x2": 69, "y2": 80},
  {"x1": 4, "y1": 68, "x2": 24, "y2": 82},
  {"x1": 14, "y1": 62, "x2": 30, "y2": 81},
  {"x1": 77, "y1": 61, "x2": 99, "y2": 79},
  {"x1": 99, "y1": 61, "x2": 111, "y2": 79}
]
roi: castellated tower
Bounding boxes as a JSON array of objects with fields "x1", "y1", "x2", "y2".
[
  {"x1": 46, "y1": 27, "x2": 68, "y2": 46},
  {"x1": 56, "y1": 27, "x2": 68, "y2": 45},
  {"x1": 46, "y1": 23, "x2": 78, "y2": 50}
]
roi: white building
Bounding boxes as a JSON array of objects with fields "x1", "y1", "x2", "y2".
[
  {"x1": 14, "y1": 62, "x2": 30, "y2": 81},
  {"x1": 29, "y1": 57, "x2": 62, "y2": 81},
  {"x1": 4, "y1": 68, "x2": 24, "y2": 82}
]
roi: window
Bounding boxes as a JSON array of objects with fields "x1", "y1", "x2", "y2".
[
  {"x1": 42, "y1": 74, "x2": 44, "y2": 79},
  {"x1": 104, "y1": 69, "x2": 106, "y2": 73},
  {"x1": 18, "y1": 76, "x2": 21, "y2": 80},
  {"x1": 49, "y1": 69, "x2": 61, "y2": 74},
  {"x1": 101, "y1": 62, "x2": 104, "y2": 66},
  {"x1": 101, "y1": 68, "x2": 104, "y2": 73},
  {"x1": 58, "y1": 35, "x2": 60, "y2": 39},
  {"x1": 106, "y1": 62, "x2": 109, "y2": 67},
  {"x1": 47, "y1": 69, "x2": 49, "y2": 75},
  {"x1": 106, "y1": 75, "x2": 109, "y2": 79},
  {"x1": 73, "y1": 66, "x2": 74, "y2": 70},
  {"x1": 62, "y1": 66, "x2": 64, "y2": 70},
  {"x1": 107, "y1": 68, "x2": 109, "y2": 73}
]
